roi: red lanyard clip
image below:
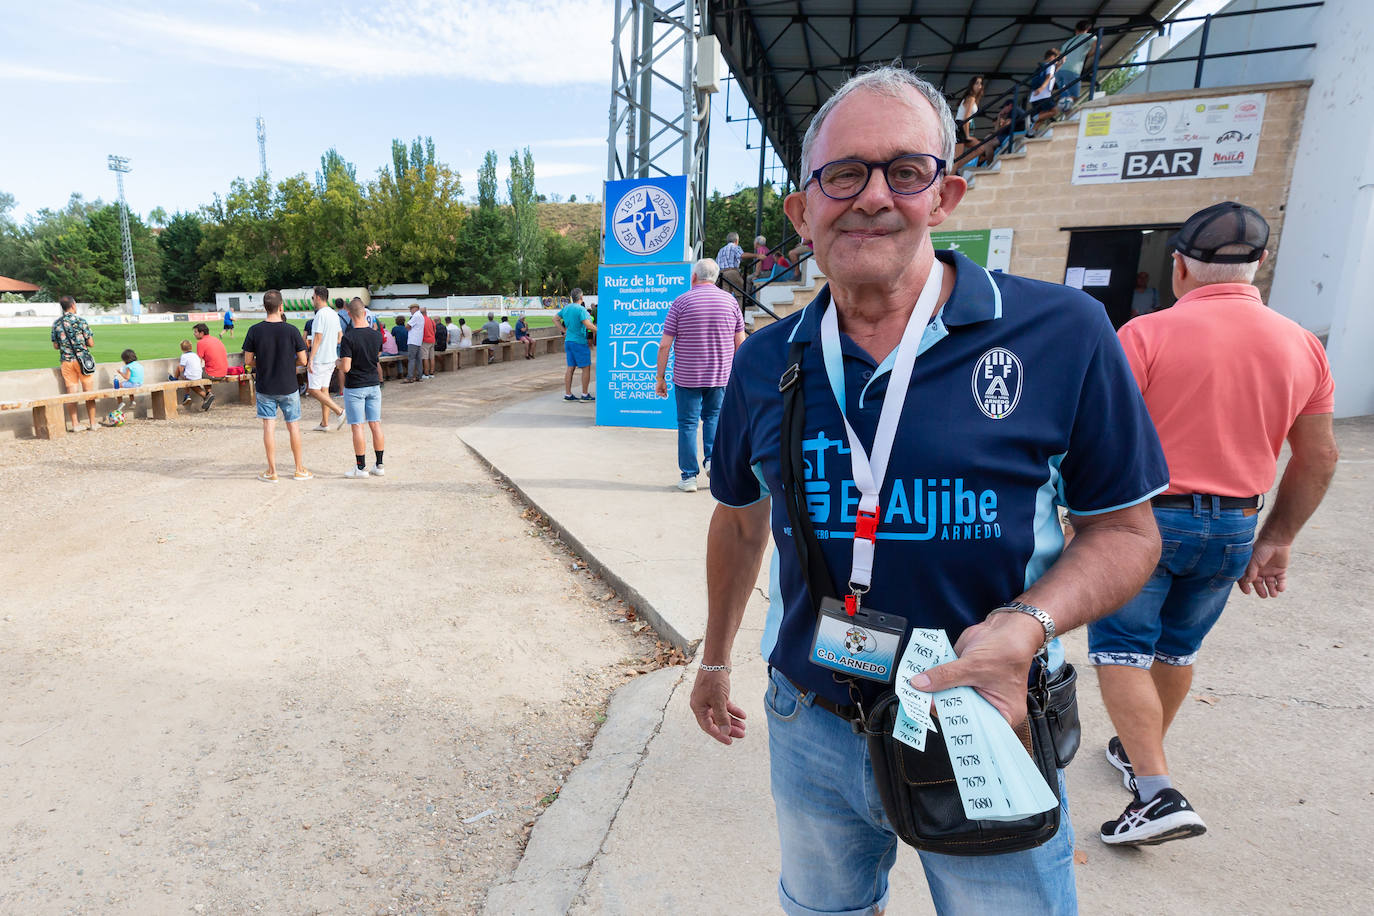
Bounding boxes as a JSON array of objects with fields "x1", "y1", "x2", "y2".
[{"x1": 855, "y1": 507, "x2": 879, "y2": 543}]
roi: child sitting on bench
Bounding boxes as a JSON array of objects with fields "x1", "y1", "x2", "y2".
[{"x1": 105, "y1": 348, "x2": 143, "y2": 425}]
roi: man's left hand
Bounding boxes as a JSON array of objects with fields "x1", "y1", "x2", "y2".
[
  {"x1": 654, "y1": 378, "x2": 668, "y2": 398},
  {"x1": 908, "y1": 611, "x2": 1045, "y2": 726}
]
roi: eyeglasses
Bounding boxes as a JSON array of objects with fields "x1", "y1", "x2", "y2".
[{"x1": 805, "y1": 154, "x2": 946, "y2": 200}]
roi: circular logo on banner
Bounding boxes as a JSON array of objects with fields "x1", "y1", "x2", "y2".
[
  {"x1": 611, "y1": 184, "x2": 679, "y2": 257},
  {"x1": 972, "y1": 347, "x2": 1023, "y2": 420},
  {"x1": 1145, "y1": 105, "x2": 1168, "y2": 135},
  {"x1": 843, "y1": 626, "x2": 874, "y2": 654}
]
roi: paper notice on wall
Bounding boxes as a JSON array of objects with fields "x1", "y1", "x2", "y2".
[
  {"x1": 1083, "y1": 269, "x2": 1112, "y2": 287},
  {"x1": 1064, "y1": 267, "x2": 1086, "y2": 289}
]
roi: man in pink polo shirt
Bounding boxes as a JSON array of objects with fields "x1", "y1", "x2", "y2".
[
  {"x1": 1089, "y1": 202, "x2": 1339, "y2": 847},
  {"x1": 654, "y1": 257, "x2": 746, "y2": 492}
]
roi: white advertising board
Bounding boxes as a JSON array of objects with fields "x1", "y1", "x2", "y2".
[{"x1": 1072, "y1": 93, "x2": 1265, "y2": 185}]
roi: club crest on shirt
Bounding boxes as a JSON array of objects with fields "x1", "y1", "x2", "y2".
[{"x1": 972, "y1": 347, "x2": 1023, "y2": 419}]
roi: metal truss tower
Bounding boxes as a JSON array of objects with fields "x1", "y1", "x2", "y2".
[
  {"x1": 106, "y1": 155, "x2": 142, "y2": 316},
  {"x1": 606, "y1": 0, "x2": 714, "y2": 259},
  {"x1": 256, "y1": 116, "x2": 268, "y2": 176}
]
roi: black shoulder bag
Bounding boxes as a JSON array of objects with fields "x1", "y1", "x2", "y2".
[
  {"x1": 63, "y1": 319, "x2": 96, "y2": 375},
  {"x1": 777, "y1": 339, "x2": 1081, "y2": 857}
]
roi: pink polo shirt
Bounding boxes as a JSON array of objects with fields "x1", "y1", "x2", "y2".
[{"x1": 1118, "y1": 283, "x2": 1334, "y2": 497}]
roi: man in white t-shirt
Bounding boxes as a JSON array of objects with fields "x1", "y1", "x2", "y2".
[
  {"x1": 307, "y1": 285, "x2": 345, "y2": 430},
  {"x1": 499, "y1": 316, "x2": 514, "y2": 341},
  {"x1": 404, "y1": 304, "x2": 426, "y2": 382}
]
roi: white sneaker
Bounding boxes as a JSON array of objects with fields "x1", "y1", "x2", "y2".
[
  {"x1": 369, "y1": 465, "x2": 386, "y2": 477},
  {"x1": 704, "y1": 459, "x2": 711, "y2": 478},
  {"x1": 676, "y1": 477, "x2": 698, "y2": 492},
  {"x1": 345, "y1": 467, "x2": 369, "y2": 478}
]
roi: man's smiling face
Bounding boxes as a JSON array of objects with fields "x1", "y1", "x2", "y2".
[{"x1": 785, "y1": 87, "x2": 962, "y2": 291}]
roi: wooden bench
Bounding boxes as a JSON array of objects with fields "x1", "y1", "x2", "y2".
[{"x1": 2, "y1": 378, "x2": 217, "y2": 440}]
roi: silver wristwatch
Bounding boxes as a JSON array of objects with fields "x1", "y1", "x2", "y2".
[{"x1": 990, "y1": 601, "x2": 1056, "y2": 650}]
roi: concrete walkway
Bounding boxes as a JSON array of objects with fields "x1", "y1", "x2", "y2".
[{"x1": 467, "y1": 396, "x2": 1374, "y2": 915}]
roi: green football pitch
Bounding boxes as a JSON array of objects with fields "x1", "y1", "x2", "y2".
[{"x1": 0, "y1": 316, "x2": 555, "y2": 372}]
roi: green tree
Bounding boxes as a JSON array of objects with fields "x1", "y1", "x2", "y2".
[
  {"x1": 507, "y1": 147, "x2": 544, "y2": 295},
  {"x1": 452, "y1": 150, "x2": 513, "y2": 293},
  {"x1": 361, "y1": 136, "x2": 465, "y2": 287},
  {"x1": 540, "y1": 228, "x2": 596, "y2": 296},
  {"x1": 158, "y1": 211, "x2": 205, "y2": 304},
  {"x1": 703, "y1": 184, "x2": 790, "y2": 263}
]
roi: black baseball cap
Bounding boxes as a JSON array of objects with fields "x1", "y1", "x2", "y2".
[{"x1": 1168, "y1": 202, "x2": 1269, "y2": 263}]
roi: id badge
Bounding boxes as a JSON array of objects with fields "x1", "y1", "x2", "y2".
[{"x1": 809, "y1": 597, "x2": 907, "y2": 683}]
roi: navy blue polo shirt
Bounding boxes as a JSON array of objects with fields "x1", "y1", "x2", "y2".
[{"x1": 711, "y1": 249, "x2": 1168, "y2": 706}]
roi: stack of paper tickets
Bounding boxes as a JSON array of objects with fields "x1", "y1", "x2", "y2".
[{"x1": 894, "y1": 628, "x2": 1058, "y2": 822}]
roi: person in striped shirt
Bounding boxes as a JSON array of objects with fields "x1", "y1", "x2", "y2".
[
  {"x1": 716, "y1": 232, "x2": 747, "y2": 307},
  {"x1": 654, "y1": 258, "x2": 746, "y2": 492}
]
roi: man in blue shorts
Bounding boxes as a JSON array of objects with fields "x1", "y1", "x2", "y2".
[
  {"x1": 222, "y1": 306, "x2": 235, "y2": 339},
  {"x1": 556, "y1": 288, "x2": 597, "y2": 402},
  {"x1": 339, "y1": 297, "x2": 386, "y2": 479},
  {"x1": 694, "y1": 66, "x2": 1167, "y2": 915},
  {"x1": 242, "y1": 290, "x2": 311, "y2": 482}
]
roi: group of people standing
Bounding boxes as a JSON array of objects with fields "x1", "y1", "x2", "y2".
[
  {"x1": 955, "y1": 19, "x2": 1099, "y2": 167},
  {"x1": 243, "y1": 289, "x2": 385, "y2": 482}
]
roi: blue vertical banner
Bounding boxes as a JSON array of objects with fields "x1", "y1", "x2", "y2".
[
  {"x1": 597, "y1": 175, "x2": 692, "y2": 429},
  {"x1": 596, "y1": 263, "x2": 692, "y2": 429}
]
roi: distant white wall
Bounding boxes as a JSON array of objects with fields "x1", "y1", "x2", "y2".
[{"x1": 1268, "y1": 0, "x2": 1374, "y2": 417}]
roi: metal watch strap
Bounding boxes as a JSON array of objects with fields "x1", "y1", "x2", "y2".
[{"x1": 990, "y1": 601, "x2": 1056, "y2": 650}]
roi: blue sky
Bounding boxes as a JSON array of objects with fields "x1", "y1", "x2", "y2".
[{"x1": 1, "y1": 0, "x2": 778, "y2": 223}]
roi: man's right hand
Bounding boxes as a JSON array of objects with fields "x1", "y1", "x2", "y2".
[
  {"x1": 1239, "y1": 539, "x2": 1290, "y2": 598},
  {"x1": 655, "y1": 378, "x2": 668, "y2": 398},
  {"x1": 690, "y1": 668, "x2": 747, "y2": 746}
]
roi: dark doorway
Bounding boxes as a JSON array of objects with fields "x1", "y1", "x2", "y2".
[{"x1": 1065, "y1": 230, "x2": 1142, "y2": 329}]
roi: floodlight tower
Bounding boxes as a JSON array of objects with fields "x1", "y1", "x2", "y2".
[
  {"x1": 256, "y1": 116, "x2": 268, "y2": 176},
  {"x1": 106, "y1": 155, "x2": 142, "y2": 316}
]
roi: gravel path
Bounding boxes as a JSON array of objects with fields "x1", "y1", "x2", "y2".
[{"x1": 0, "y1": 356, "x2": 670, "y2": 914}]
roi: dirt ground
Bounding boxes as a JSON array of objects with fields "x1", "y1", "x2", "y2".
[{"x1": 0, "y1": 356, "x2": 667, "y2": 915}]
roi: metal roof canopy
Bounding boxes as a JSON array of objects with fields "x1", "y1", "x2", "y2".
[{"x1": 709, "y1": 0, "x2": 1182, "y2": 185}]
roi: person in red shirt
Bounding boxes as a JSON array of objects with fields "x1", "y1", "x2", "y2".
[
  {"x1": 420, "y1": 307, "x2": 437, "y2": 379},
  {"x1": 1088, "y1": 203, "x2": 1339, "y2": 847},
  {"x1": 193, "y1": 322, "x2": 229, "y2": 411}
]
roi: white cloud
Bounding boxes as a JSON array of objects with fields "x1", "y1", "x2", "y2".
[
  {"x1": 0, "y1": 62, "x2": 115, "y2": 84},
  {"x1": 109, "y1": 1, "x2": 613, "y2": 86}
]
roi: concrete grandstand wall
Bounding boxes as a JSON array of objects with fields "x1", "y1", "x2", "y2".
[{"x1": 938, "y1": 81, "x2": 1309, "y2": 303}]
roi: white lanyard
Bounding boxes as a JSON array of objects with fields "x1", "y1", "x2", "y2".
[{"x1": 819, "y1": 259, "x2": 944, "y2": 610}]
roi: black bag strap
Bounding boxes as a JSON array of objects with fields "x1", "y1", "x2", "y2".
[{"x1": 778, "y1": 338, "x2": 837, "y2": 613}]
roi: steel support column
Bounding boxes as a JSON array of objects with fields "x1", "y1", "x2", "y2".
[{"x1": 606, "y1": 0, "x2": 710, "y2": 258}]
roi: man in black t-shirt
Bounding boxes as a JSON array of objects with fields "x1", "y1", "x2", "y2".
[
  {"x1": 242, "y1": 290, "x2": 311, "y2": 482},
  {"x1": 339, "y1": 297, "x2": 386, "y2": 479}
]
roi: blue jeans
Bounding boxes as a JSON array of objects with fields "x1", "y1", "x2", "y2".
[
  {"x1": 343, "y1": 385, "x2": 382, "y2": 424},
  {"x1": 255, "y1": 391, "x2": 302, "y2": 423},
  {"x1": 674, "y1": 385, "x2": 725, "y2": 480},
  {"x1": 1088, "y1": 499, "x2": 1257, "y2": 668},
  {"x1": 765, "y1": 669, "x2": 1077, "y2": 916}
]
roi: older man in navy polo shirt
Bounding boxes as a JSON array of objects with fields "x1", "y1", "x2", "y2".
[{"x1": 692, "y1": 66, "x2": 1168, "y2": 915}]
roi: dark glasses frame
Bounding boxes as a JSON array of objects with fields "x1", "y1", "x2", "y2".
[{"x1": 805, "y1": 153, "x2": 947, "y2": 201}]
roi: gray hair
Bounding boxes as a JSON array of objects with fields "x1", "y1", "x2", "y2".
[
  {"x1": 692, "y1": 258, "x2": 721, "y2": 283},
  {"x1": 726, "y1": 231, "x2": 739, "y2": 243},
  {"x1": 800, "y1": 66, "x2": 958, "y2": 179},
  {"x1": 1180, "y1": 245, "x2": 1261, "y2": 285},
  {"x1": 754, "y1": 235, "x2": 767, "y2": 247}
]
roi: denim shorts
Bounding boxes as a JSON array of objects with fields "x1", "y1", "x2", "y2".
[
  {"x1": 255, "y1": 391, "x2": 302, "y2": 422},
  {"x1": 343, "y1": 385, "x2": 381, "y2": 424},
  {"x1": 765, "y1": 668, "x2": 1077, "y2": 916},
  {"x1": 565, "y1": 341, "x2": 591, "y2": 368},
  {"x1": 1088, "y1": 500, "x2": 1257, "y2": 668}
]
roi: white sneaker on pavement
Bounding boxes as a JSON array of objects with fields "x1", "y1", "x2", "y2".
[
  {"x1": 676, "y1": 477, "x2": 698, "y2": 492},
  {"x1": 369, "y1": 465, "x2": 386, "y2": 477},
  {"x1": 345, "y1": 467, "x2": 369, "y2": 479}
]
